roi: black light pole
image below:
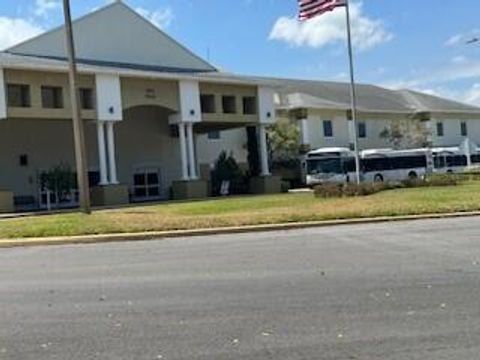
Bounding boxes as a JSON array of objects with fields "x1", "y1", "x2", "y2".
[{"x1": 62, "y1": 0, "x2": 91, "y2": 214}]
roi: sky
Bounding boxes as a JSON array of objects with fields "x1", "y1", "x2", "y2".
[{"x1": 1, "y1": 0, "x2": 480, "y2": 105}]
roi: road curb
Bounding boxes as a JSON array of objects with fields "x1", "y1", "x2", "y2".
[{"x1": 1, "y1": 211, "x2": 480, "y2": 249}]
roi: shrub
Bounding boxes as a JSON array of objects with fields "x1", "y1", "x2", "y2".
[
  {"x1": 314, "y1": 182, "x2": 393, "y2": 198},
  {"x1": 425, "y1": 174, "x2": 458, "y2": 187},
  {"x1": 211, "y1": 151, "x2": 247, "y2": 196},
  {"x1": 313, "y1": 183, "x2": 344, "y2": 198},
  {"x1": 313, "y1": 175, "x2": 459, "y2": 199}
]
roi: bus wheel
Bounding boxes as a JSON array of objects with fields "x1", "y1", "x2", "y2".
[
  {"x1": 408, "y1": 171, "x2": 418, "y2": 179},
  {"x1": 374, "y1": 174, "x2": 384, "y2": 183}
]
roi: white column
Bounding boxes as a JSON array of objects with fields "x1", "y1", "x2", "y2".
[
  {"x1": 0, "y1": 68, "x2": 7, "y2": 120},
  {"x1": 300, "y1": 118, "x2": 309, "y2": 145},
  {"x1": 106, "y1": 121, "x2": 119, "y2": 184},
  {"x1": 96, "y1": 121, "x2": 108, "y2": 185},
  {"x1": 178, "y1": 123, "x2": 189, "y2": 181},
  {"x1": 258, "y1": 124, "x2": 270, "y2": 176},
  {"x1": 186, "y1": 122, "x2": 198, "y2": 179}
]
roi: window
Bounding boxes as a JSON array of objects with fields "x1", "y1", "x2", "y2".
[
  {"x1": 390, "y1": 156, "x2": 426, "y2": 170},
  {"x1": 200, "y1": 94, "x2": 216, "y2": 114},
  {"x1": 446, "y1": 155, "x2": 467, "y2": 167},
  {"x1": 461, "y1": 121, "x2": 468, "y2": 137},
  {"x1": 434, "y1": 156, "x2": 446, "y2": 169},
  {"x1": 19, "y1": 154, "x2": 28, "y2": 167},
  {"x1": 471, "y1": 154, "x2": 480, "y2": 164},
  {"x1": 208, "y1": 130, "x2": 221, "y2": 140},
  {"x1": 133, "y1": 169, "x2": 161, "y2": 199},
  {"x1": 242, "y1": 96, "x2": 257, "y2": 115},
  {"x1": 323, "y1": 120, "x2": 333, "y2": 137},
  {"x1": 222, "y1": 96, "x2": 237, "y2": 114},
  {"x1": 7, "y1": 84, "x2": 30, "y2": 107},
  {"x1": 358, "y1": 122, "x2": 367, "y2": 138},
  {"x1": 436, "y1": 122, "x2": 444, "y2": 137},
  {"x1": 79, "y1": 88, "x2": 94, "y2": 110},
  {"x1": 41, "y1": 86, "x2": 63, "y2": 109}
]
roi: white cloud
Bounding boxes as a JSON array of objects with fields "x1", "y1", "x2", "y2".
[
  {"x1": 135, "y1": 7, "x2": 174, "y2": 29},
  {"x1": 0, "y1": 17, "x2": 43, "y2": 50},
  {"x1": 269, "y1": 2, "x2": 392, "y2": 51},
  {"x1": 34, "y1": 0, "x2": 61, "y2": 17}
]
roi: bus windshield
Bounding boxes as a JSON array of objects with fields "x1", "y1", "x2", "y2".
[{"x1": 307, "y1": 158, "x2": 343, "y2": 175}]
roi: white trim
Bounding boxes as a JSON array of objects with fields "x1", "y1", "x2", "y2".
[{"x1": 96, "y1": 73, "x2": 123, "y2": 122}]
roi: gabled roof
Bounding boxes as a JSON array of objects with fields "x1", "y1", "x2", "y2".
[
  {"x1": 6, "y1": 1, "x2": 216, "y2": 73},
  {"x1": 278, "y1": 92, "x2": 349, "y2": 111},
  {"x1": 398, "y1": 89, "x2": 480, "y2": 115},
  {"x1": 271, "y1": 78, "x2": 480, "y2": 117},
  {"x1": 273, "y1": 78, "x2": 415, "y2": 114}
]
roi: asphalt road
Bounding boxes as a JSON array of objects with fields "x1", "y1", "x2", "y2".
[{"x1": 1, "y1": 217, "x2": 480, "y2": 360}]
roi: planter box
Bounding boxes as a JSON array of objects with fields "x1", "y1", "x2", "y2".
[
  {"x1": 249, "y1": 176, "x2": 282, "y2": 194},
  {"x1": 0, "y1": 191, "x2": 14, "y2": 213},
  {"x1": 172, "y1": 180, "x2": 208, "y2": 200},
  {"x1": 91, "y1": 185, "x2": 129, "y2": 207}
]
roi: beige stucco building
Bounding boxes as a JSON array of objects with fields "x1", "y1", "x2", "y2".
[{"x1": 0, "y1": 2, "x2": 279, "y2": 212}]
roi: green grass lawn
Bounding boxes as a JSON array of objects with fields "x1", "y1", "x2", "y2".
[{"x1": 2, "y1": 181, "x2": 480, "y2": 239}]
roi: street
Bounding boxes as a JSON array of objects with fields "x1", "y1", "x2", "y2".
[{"x1": 1, "y1": 217, "x2": 480, "y2": 359}]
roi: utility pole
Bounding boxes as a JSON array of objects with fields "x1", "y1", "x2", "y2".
[{"x1": 62, "y1": 0, "x2": 91, "y2": 214}]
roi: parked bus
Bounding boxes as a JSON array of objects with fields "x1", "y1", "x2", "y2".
[{"x1": 304, "y1": 145, "x2": 480, "y2": 186}]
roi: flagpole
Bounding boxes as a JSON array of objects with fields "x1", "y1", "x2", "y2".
[{"x1": 344, "y1": 0, "x2": 361, "y2": 184}]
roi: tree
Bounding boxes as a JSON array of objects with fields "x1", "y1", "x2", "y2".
[
  {"x1": 267, "y1": 118, "x2": 301, "y2": 165},
  {"x1": 380, "y1": 119, "x2": 430, "y2": 149}
]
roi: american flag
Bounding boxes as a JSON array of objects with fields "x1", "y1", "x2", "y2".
[{"x1": 298, "y1": 0, "x2": 347, "y2": 21}]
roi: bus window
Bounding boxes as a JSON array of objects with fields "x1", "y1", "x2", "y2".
[
  {"x1": 343, "y1": 158, "x2": 356, "y2": 173},
  {"x1": 447, "y1": 155, "x2": 467, "y2": 167},
  {"x1": 471, "y1": 155, "x2": 480, "y2": 164},
  {"x1": 434, "y1": 156, "x2": 445, "y2": 169},
  {"x1": 363, "y1": 157, "x2": 390, "y2": 172},
  {"x1": 307, "y1": 158, "x2": 343, "y2": 174}
]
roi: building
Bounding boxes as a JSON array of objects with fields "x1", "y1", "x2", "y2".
[
  {"x1": 0, "y1": 1, "x2": 479, "y2": 213},
  {"x1": 275, "y1": 79, "x2": 480, "y2": 151},
  {"x1": 0, "y1": 2, "x2": 279, "y2": 212}
]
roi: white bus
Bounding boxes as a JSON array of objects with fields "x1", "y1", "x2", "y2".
[
  {"x1": 360, "y1": 148, "x2": 428, "y2": 183},
  {"x1": 303, "y1": 147, "x2": 353, "y2": 185},
  {"x1": 304, "y1": 145, "x2": 479, "y2": 186}
]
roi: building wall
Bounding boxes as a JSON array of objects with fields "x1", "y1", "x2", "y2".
[
  {"x1": 121, "y1": 77, "x2": 179, "y2": 111},
  {"x1": 115, "y1": 106, "x2": 181, "y2": 198},
  {"x1": 301, "y1": 111, "x2": 480, "y2": 150},
  {"x1": 0, "y1": 118, "x2": 98, "y2": 198},
  {"x1": 196, "y1": 127, "x2": 248, "y2": 168},
  {"x1": 199, "y1": 83, "x2": 259, "y2": 124},
  {"x1": 431, "y1": 118, "x2": 480, "y2": 147},
  {"x1": 4, "y1": 69, "x2": 96, "y2": 120}
]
